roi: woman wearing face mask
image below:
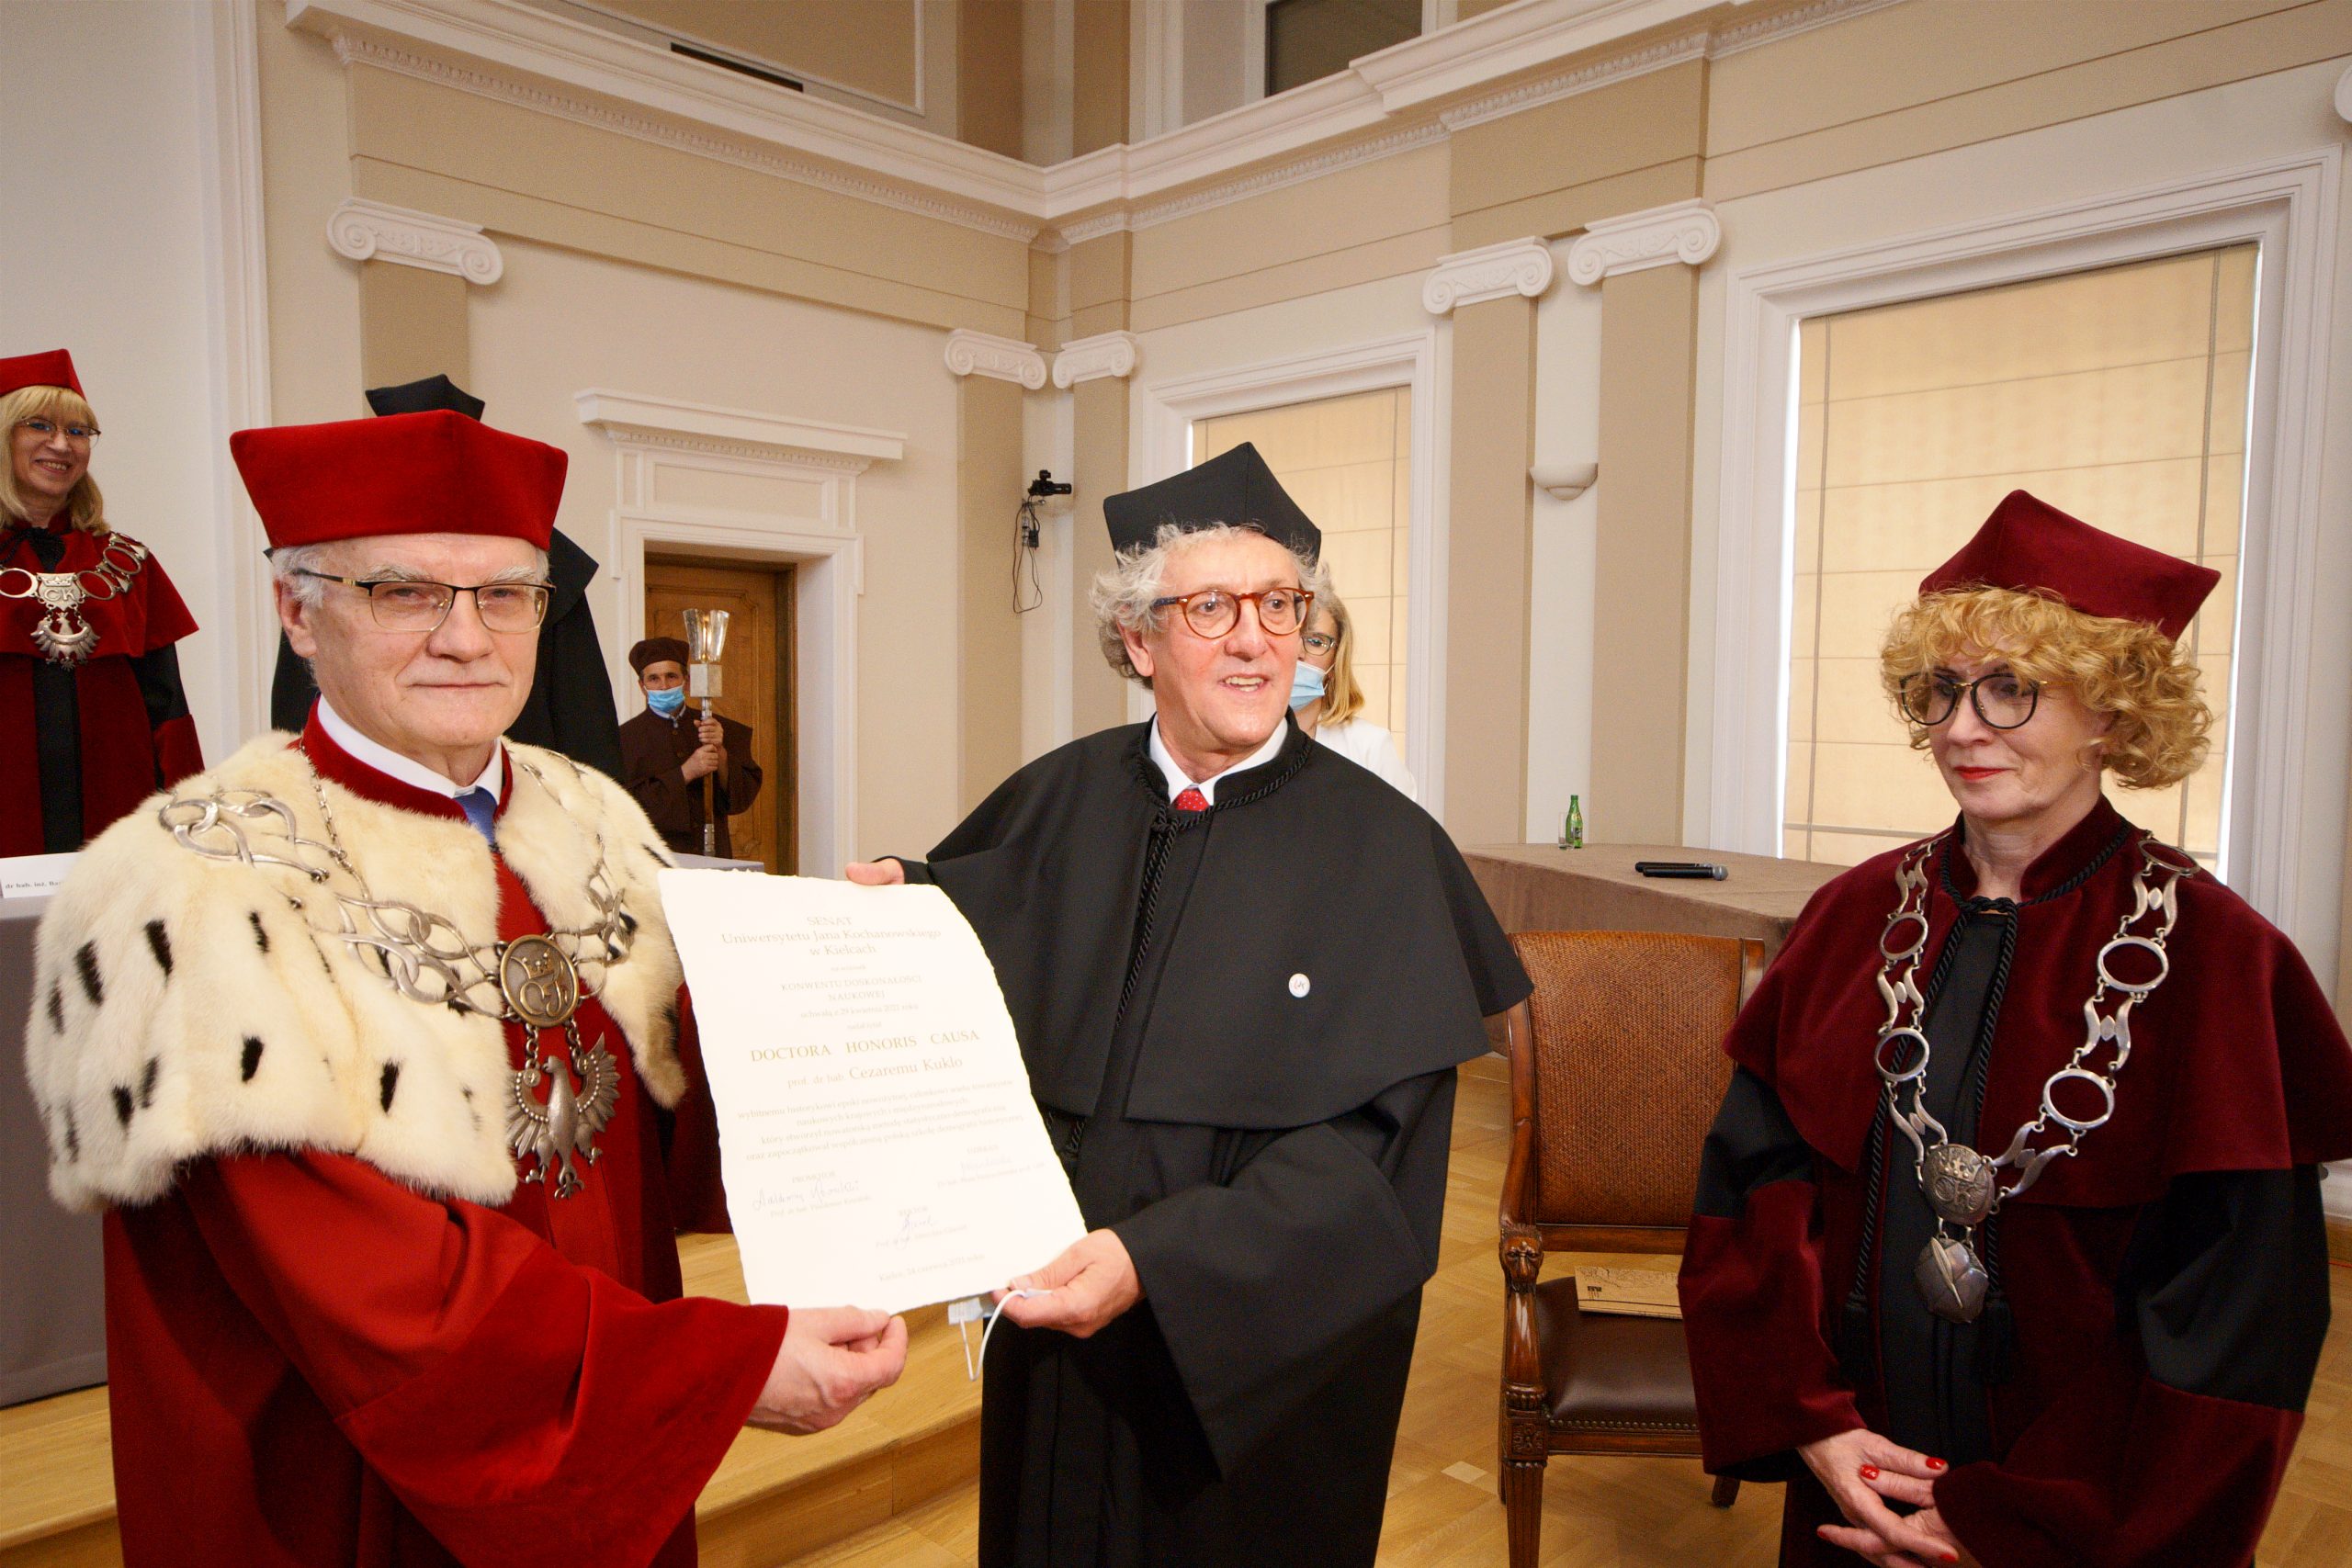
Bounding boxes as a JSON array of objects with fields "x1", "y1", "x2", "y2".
[
  {"x1": 1679, "y1": 491, "x2": 2352, "y2": 1568},
  {"x1": 0, "y1": 348, "x2": 203, "y2": 856},
  {"x1": 1290, "y1": 591, "x2": 1415, "y2": 800}
]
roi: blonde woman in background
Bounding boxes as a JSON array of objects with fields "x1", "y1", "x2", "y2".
[
  {"x1": 0, "y1": 349, "x2": 201, "y2": 855},
  {"x1": 1291, "y1": 589, "x2": 1416, "y2": 800}
]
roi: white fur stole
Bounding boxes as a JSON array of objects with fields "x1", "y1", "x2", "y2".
[{"x1": 23, "y1": 734, "x2": 687, "y2": 1212}]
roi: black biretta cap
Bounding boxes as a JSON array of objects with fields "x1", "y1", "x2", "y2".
[
  {"x1": 1102, "y1": 442, "x2": 1320, "y2": 560},
  {"x1": 364, "y1": 373, "x2": 486, "y2": 421}
]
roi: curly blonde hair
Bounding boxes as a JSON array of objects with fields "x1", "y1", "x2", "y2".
[{"x1": 1878, "y1": 586, "x2": 2212, "y2": 790}]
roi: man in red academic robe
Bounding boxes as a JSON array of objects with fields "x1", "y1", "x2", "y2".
[
  {"x1": 1, "y1": 347, "x2": 204, "y2": 854},
  {"x1": 26, "y1": 407, "x2": 906, "y2": 1566}
]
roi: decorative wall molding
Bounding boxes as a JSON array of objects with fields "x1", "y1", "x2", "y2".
[
  {"x1": 1531, "y1": 461, "x2": 1597, "y2": 500},
  {"x1": 944, "y1": 330, "x2": 1048, "y2": 389},
  {"x1": 287, "y1": 0, "x2": 1915, "y2": 249},
  {"x1": 325, "y1": 197, "x2": 504, "y2": 283},
  {"x1": 1352, "y1": 0, "x2": 1715, "y2": 113},
  {"x1": 1051, "y1": 332, "x2": 1139, "y2": 389},
  {"x1": 1056, "y1": 210, "x2": 1132, "y2": 246},
  {"x1": 573, "y1": 389, "x2": 905, "y2": 471},
  {"x1": 1423, "y1": 237, "x2": 1555, "y2": 313},
  {"x1": 326, "y1": 31, "x2": 1041, "y2": 243},
  {"x1": 1566, "y1": 197, "x2": 1720, "y2": 285},
  {"x1": 1127, "y1": 119, "x2": 1450, "y2": 231},
  {"x1": 2335, "y1": 62, "x2": 2352, "y2": 126},
  {"x1": 1439, "y1": 32, "x2": 1705, "y2": 132},
  {"x1": 1707, "y1": 0, "x2": 1910, "y2": 59}
]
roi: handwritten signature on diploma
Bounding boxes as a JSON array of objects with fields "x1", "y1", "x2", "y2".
[{"x1": 890, "y1": 1205, "x2": 936, "y2": 1245}]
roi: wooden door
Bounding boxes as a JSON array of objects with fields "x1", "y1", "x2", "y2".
[{"x1": 642, "y1": 559, "x2": 797, "y2": 872}]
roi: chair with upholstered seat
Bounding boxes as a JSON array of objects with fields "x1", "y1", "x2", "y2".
[{"x1": 1496, "y1": 929, "x2": 1765, "y2": 1566}]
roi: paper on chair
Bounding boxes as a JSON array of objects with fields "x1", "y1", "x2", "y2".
[{"x1": 660, "y1": 870, "x2": 1087, "y2": 1314}]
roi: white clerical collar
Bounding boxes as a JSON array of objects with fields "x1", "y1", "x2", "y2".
[
  {"x1": 316, "y1": 696, "x2": 504, "y2": 802},
  {"x1": 1148, "y1": 717, "x2": 1287, "y2": 806}
]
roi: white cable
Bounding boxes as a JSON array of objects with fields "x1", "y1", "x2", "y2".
[{"x1": 958, "y1": 1289, "x2": 1051, "y2": 1381}]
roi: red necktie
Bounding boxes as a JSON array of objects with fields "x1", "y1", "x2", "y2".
[{"x1": 1173, "y1": 787, "x2": 1208, "y2": 813}]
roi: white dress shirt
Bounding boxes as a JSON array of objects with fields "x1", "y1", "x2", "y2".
[
  {"x1": 316, "y1": 696, "x2": 504, "y2": 802},
  {"x1": 1147, "y1": 716, "x2": 1287, "y2": 806}
]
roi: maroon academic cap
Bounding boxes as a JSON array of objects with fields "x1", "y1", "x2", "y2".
[
  {"x1": 1919, "y1": 490, "x2": 2220, "y2": 643},
  {"x1": 0, "y1": 349, "x2": 84, "y2": 400},
  {"x1": 629, "y1": 637, "x2": 689, "y2": 674}
]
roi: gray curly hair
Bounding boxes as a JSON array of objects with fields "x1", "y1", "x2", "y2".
[{"x1": 1091, "y1": 522, "x2": 1329, "y2": 687}]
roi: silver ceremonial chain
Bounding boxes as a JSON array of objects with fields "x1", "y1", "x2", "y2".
[
  {"x1": 1872, "y1": 833, "x2": 2193, "y2": 1323},
  {"x1": 0, "y1": 532, "x2": 148, "y2": 665},
  {"x1": 158, "y1": 754, "x2": 639, "y2": 1198}
]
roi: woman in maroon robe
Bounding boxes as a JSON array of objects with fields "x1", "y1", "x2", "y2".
[
  {"x1": 1681, "y1": 491, "x2": 2352, "y2": 1568},
  {"x1": 0, "y1": 348, "x2": 202, "y2": 854}
]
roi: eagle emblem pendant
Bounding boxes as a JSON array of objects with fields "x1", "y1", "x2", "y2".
[
  {"x1": 28, "y1": 575, "x2": 98, "y2": 666},
  {"x1": 1916, "y1": 1234, "x2": 1989, "y2": 1324},
  {"x1": 1922, "y1": 1143, "x2": 1997, "y2": 1226},
  {"x1": 507, "y1": 1022, "x2": 618, "y2": 1199}
]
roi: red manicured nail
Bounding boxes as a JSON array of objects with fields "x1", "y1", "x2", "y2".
[
  {"x1": 1859, "y1": 1464, "x2": 1880, "y2": 1480},
  {"x1": 1926, "y1": 1456, "x2": 1948, "y2": 1471},
  {"x1": 1944, "y1": 1556, "x2": 1959, "y2": 1564}
]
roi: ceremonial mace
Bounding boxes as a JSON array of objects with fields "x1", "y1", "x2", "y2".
[{"x1": 682, "y1": 608, "x2": 730, "y2": 857}]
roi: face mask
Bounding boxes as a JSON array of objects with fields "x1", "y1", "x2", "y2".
[
  {"x1": 1289, "y1": 661, "x2": 1327, "y2": 710},
  {"x1": 647, "y1": 686, "x2": 686, "y2": 718}
]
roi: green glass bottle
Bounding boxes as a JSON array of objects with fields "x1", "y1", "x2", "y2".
[{"x1": 1566, "y1": 795, "x2": 1584, "y2": 850}]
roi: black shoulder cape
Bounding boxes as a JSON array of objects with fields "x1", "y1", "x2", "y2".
[{"x1": 920, "y1": 719, "x2": 1528, "y2": 1128}]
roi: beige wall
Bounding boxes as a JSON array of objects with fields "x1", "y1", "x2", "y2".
[{"x1": 466, "y1": 239, "x2": 967, "y2": 862}]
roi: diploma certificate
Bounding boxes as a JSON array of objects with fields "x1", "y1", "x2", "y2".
[{"x1": 659, "y1": 871, "x2": 1087, "y2": 1313}]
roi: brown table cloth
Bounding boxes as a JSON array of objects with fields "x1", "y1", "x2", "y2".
[{"x1": 1462, "y1": 843, "x2": 1840, "y2": 964}]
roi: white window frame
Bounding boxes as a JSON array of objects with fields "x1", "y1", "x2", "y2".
[
  {"x1": 1136, "y1": 331, "x2": 1448, "y2": 815},
  {"x1": 1710, "y1": 149, "x2": 2343, "y2": 951}
]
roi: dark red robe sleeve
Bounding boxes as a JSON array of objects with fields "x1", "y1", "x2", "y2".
[
  {"x1": 1679, "y1": 1064, "x2": 1865, "y2": 1478},
  {"x1": 1932, "y1": 1165, "x2": 2327, "y2": 1568},
  {"x1": 182, "y1": 1149, "x2": 786, "y2": 1568}
]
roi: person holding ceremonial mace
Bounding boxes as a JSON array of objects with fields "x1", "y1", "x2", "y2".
[
  {"x1": 26, "y1": 408, "x2": 905, "y2": 1567},
  {"x1": 1679, "y1": 491, "x2": 2352, "y2": 1568},
  {"x1": 848, "y1": 441, "x2": 1530, "y2": 1567}
]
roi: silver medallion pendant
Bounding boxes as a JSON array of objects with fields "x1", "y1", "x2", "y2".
[
  {"x1": 1915, "y1": 1234, "x2": 1989, "y2": 1324},
  {"x1": 1922, "y1": 1143, "x2": 1997, "y2": 1226},
  {"x1": 508, "y1": 1024, "x2": 619, "y2": 1199},
  {"x1": 29, "y1": 575, "x2": 98, "y2": 665},
  {"x1": 499, "y1": 933, "x2": 582, "y2": 1028}
]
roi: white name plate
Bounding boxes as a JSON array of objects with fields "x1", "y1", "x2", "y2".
[{"x1": 0, "y1": 852, "x2": 77, "y2": 901}]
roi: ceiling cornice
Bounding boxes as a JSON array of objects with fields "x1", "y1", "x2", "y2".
[{"x1": 289, "y1": 0, "x2": 1909, "y2": 247}]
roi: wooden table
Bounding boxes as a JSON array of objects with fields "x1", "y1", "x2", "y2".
[{"x1": 1463, "y1": 843, "x2": 1842, "y2": 964}]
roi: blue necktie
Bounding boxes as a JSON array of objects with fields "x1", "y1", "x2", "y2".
[{"x1": 456, "y1": 787, "x2": 498, "y2": 845}]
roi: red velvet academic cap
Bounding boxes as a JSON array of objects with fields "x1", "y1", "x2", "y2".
[
  {"x1": 0, "y1": 349, "x2": 85, "y2": 400},
  {"x1": 230, "y1": 410, "x2": 564, "y2": 550},
  {"x1": 1919, "y1": 490, "x2": 2220, "y2": 643}
]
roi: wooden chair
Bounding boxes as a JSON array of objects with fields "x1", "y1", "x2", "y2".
[{"x1": 1496, "y1": 929, "x2": 1765, "y2": 1567}]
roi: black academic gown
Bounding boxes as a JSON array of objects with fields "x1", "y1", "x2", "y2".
[
  {"x1": 898, "y1": 719, "x2": 1529, "y2": 1568},
  {"x1": 271, "y1": 530, "x2": 623, "y2": 780}
]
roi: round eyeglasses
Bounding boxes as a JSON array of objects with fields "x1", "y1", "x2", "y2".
[
  {"x1": 294, "y1": 569, "x2": 552, "y2": 634},
  {"x1": 1301, "y1": 630, "x2": 1339, "y2": 657},
  {"x1": 1149, "y1": 586, "x2": 1314, "y2": 639},
  {"x1": 1898, "y1": 671, "x2": 2041, "y2": 730}
]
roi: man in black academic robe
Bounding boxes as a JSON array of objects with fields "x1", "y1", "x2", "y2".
[
  {"x1": 851, "y1": 444, "x2": 1529, "y2": 1567},
  {"x1": 267, "y1": 376, "x2": 624, "y2": 781}
]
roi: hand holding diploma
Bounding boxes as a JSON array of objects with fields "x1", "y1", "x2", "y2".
[
  {"x1": 996, "y1": 1230, "x2": 1143, "y2": 1339},
  {"x1": 750, "y1": 1306, "x2": 910, "y2": 1434}
]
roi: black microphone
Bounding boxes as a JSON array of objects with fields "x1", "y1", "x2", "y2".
[{"x1": 1634, "y1": 861, "x2": 1727, "y2": 880}]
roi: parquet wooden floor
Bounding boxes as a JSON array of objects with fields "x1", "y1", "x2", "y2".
[{"x1": 787, "y1": 1054, "x2": 2352, "y2": 1567}]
